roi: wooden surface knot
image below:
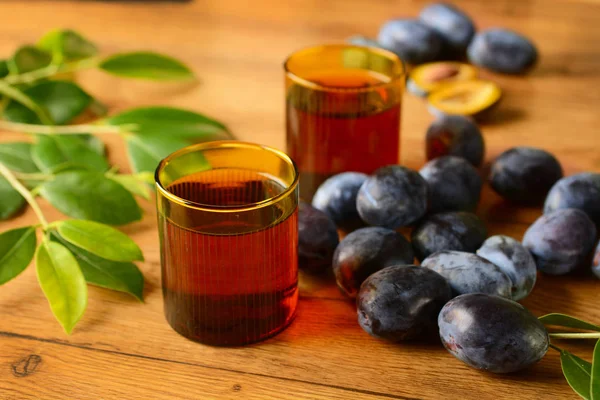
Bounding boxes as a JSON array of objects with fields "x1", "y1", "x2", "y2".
[{"x1": 11, "y1": 354, "x2": 42, "y2": 377}]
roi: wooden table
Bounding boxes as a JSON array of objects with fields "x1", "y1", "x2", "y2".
[{"x1": 1, "y1": 0, "x2": 599, "y2": 399}]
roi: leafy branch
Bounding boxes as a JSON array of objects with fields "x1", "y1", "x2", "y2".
[
  {"x1": 0, "y1": 28, "x2": 231, "y2": 333},
  {"x1": 539, "y1": 313, "x2": 600, "y2": 399}
]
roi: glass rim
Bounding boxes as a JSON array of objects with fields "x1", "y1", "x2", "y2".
[
  {"x1": 283, "y1": 43, "x2": 406, "y2": 93},
  {"x1": 155, "y1": 140, "x2": 299, "y2": 213}
]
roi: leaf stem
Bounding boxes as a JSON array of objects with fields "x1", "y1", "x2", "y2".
[
  {"x1": 0, "y1": 81, "x2": 53, "y2": 125},
  {"x1": 1, "y1": 57, "x2": 101, "y2": 85},
  {"x1": 12, "y1": 171, "x2": 54, "y2": 181},
  {"x1": 548, "y1": 343, "x2": 563, "y2": 352},
  {"x1": 0, "y1": 120, "x2": 126, "y2": 135},
  {"x1": 0, "y1": 163, "x2": 48, "y2": 228},
  {"x1": 549, "y1": 333, "x2": 600, "y2": 339}
]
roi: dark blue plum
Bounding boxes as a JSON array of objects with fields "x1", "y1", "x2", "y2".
[
  {"x1": 358, "y1": 265, "x2": 452, "y2": 341},
  {"x1": 419, "y1": 155, "x2": 482, "y2": 213},
  {"x1": 411, "y1": 211, "x2": 487, "y2": 261},
  {"x1": 419, "y1": 3, "x2": 475, "y2": 58},
  {"x1": 298, "y1": 202, "x2": 339, "y2": 274},
  {"x1": 421, "y1": 251, "x2": 512, "y2": 298},
  {"x1": 489, "y1": 147, "x2": 563, "y2": 205},
  {"x1": 377, "y1": 19, "x2": 443, "y2": 65},
  {"x1": 523, "y1": 208, "x2": 597, "y2": 275},
  {"x1": 468, "y1": 28, "x2": 538, "y2": 74},
  {"x1": 439, "y1": 293, "x2": 548, "y2": 373},
  {"x1": 592, "y1": 241, "x2": 600, "y2": 279},
  {"x1": 544, "y1": 172, "x2": 600, "y2": 225},
  {"x1": 333, "y1": 227, "x2": 414, "y2": 298},
  {"x1": 356, "y1": 166, "x2": 428, "y2": 229},
  {"x1": 426, "y1": 115, "x2": 485, "y2": 166},
  {"x1": 477, "y1": 235, "x2": 537, "y2": 301},
  {"x1": 312, "y1": 172, "x2": 368, "y2": 231}
]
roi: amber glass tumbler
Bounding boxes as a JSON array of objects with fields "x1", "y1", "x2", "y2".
[
  {"x1": 285, "y1": 44, "x2": 405, "y2": 200},
  {"x1": 156, "y1": 141, "x2": 299, "y2": 346}
]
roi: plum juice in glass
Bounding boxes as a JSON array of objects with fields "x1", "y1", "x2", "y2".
[{"x1": 284, "y1": 44, "x2": 405, "y2": 201}]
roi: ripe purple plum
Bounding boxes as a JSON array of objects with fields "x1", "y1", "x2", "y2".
[
  {"x1": 420, "y1": 155, "x2": 482, "y2": 213},
  {"x1": 421, "y1": 251, "x2": 512, "y2": 298},
  {"x1": 358, "y1": 266, "x2": 452, "y2": 341},
  {"x1": 439, "y1": 293, "x2": 548, "y2": 373},
  {"x1": 312, "y1": 172, "x2": 368, "y2": 231},
  {"x1": 411, "y1": 211, "x2": 487, "y2": 261},
  {"x1": 333, "y1": 227, "x2": 414, "y2": 298},
  {"x1": 419, "y1": 3, "x2": 475, "y2": 59},
  {"x1": 298, "y1": 202, "x2": 339, "y2": 274},
  {"x1": 477, "y1": 235, "x2": 537, "y2": 301},
  {"x1": 468, "y1": 29, "x2": 538, "y2": 74},
  {"x1": 356, "y1": 165, "x2": 428, "y2": 229},
  {"x1": 378, "y1": 19, "x2": 443, "y2": 65},
  {"x1": 523, "y1": 208, "x2": 597, "y2": 275},
  {"x1": 425, "y1": 115, "x2": 484, "y2": 166},
  {"x1": 544, "y1": 172, "x2": 600, "y2": 225},
  {"x1": 489, "y1": 147, "x2": 563, "y2": 205}
]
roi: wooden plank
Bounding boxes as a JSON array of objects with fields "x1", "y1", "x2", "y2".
[
  {"x1": 0, "y1": 338, "x2": 391, "y2": 400},
  {"x1": 0, "y1": 263, "x2": 596, "y2": 399}
]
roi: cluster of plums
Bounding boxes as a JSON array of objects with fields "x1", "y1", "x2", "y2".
[
  {"x1": 298, "y1": 114, "x2": 600, "y2": 374},
  {"x1": 350, "y1": 3, "x2": 538, "y2": 120},
  {"x1": 351, "y1": 2, "x2": 537, "y2": 73}
]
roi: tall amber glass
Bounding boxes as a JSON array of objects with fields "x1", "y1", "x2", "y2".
[
  {"x1": 285, "y1": 44, "x2": 405, "y2": 200},
  {"x1": 155, "y1": 141, "x2": 299, "y2": 346}
]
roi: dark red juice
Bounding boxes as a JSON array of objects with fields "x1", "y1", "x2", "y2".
[
  {"x1": 286, "y1": 69, "x2": 401, "y2": 200},
  {"x1": 159, "y1": 169, "x2": 298, "y2": 346}
]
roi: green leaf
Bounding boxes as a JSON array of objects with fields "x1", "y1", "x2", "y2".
[
  {"x1": 35, "y1": 240, "x2": 87, "y2": 334},
  {"x1": 71, "y1": 134, "x2": 105, "y2": 156},
  {"x1": 0, "y1": 227, "x2": 37, "y2": 285},
  {"x1": 105, "y1": 106, "x2": 229, "y2": 140},
  {"x1": 125, "y1": 134, "x2": 191, "y2": 173},
  {"x1": 38, "y1": 29, "x2": 98, "y2": 62},
  {"x1": 0, "y1": 142, "x2": 39, "y2": 173},
  {"x1": 40, "y1": 170, "x2": 142, "y2": 225},
  {"x1": 99, "y1": 51, "x2": 194, "y2": 81},
  {"x1": 31, "y1": 135, "x2": 109, "y2": 173},
  {"x1": 0, "y1": 177, "x2": 25, "y2": 220},
  {"x1": 51, "y1": 233, "x2": 143, "y2": 301},
  {"x1": 561, "y1": 350, "x2": 592, "y2": 399},
  {"x1": 0, "y1": 60, "x2": 8, "y2": 78},
  {"x1": 0, "y1": 81, "x2": 52, "y2": 125},
  {"x1": 4, "y1": 81, "x2": 92, "y2": 125},
  {"x1": 9, "y1": 46, "x2": 52, "y2": 74},
  {"x1": 109, "y1": 174, "x2": 151, "y2": 200},
  {"x1": 57, "y1": 220, "x2": 143, "y2": 262},
  {"x1": 132, "y1": 172, "x2": 155, "y2": 185},
  {"x1": 592, "y1": 340, "x2": 600, "y2": 399},
  {"x1": 540, "y1": 314, "x2": 600, "y2": 332}
]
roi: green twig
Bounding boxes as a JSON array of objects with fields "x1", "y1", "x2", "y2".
[
  {"x1": 0, "y1": 163, "x2": 48, "y2": 228},
  {"x1": 1, "y1": 57, "x2": 101, "y2": 85},
  {"x1": 0, "y1": 120, "x2": 128, "y2": 135},
  {"x1": 12, "y1": 171, "x2": 54, "y2": 181},
  {"x1": 0, "y1": 81, "x2": 53, "y2": 125},
  {"x1": 549, "y1": 333, "x2": 600, "y2": 339}
]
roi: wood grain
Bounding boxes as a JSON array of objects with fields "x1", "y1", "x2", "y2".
[{"x1": 0, "y1": 0, "x2": 599, "y2": 399}]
